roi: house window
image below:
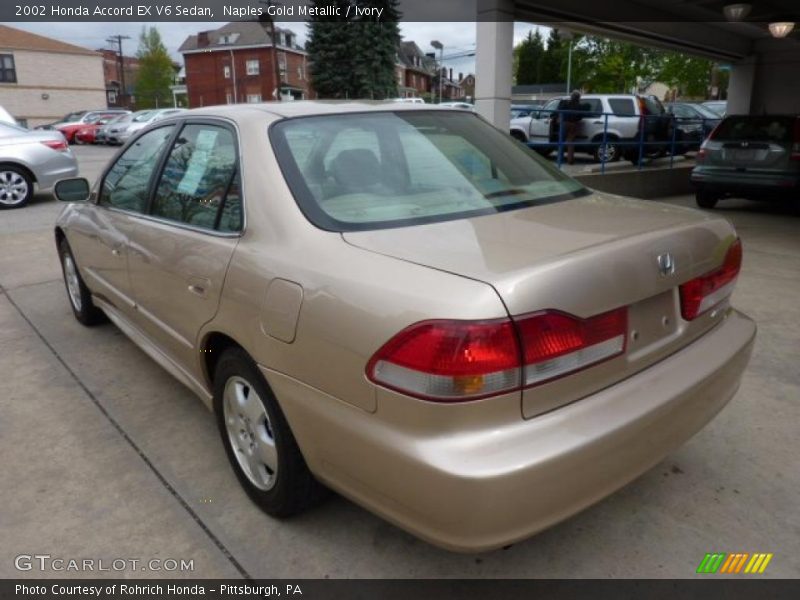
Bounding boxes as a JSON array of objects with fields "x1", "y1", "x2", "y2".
[
  {"x1": 107, "y1": 90, "x2": 117, "y2": 104},
  {"x1": 226, "y1": 92, "x2": 233, "y2": 104},
  {"x1": 247, "y1": 93, "x2": 262, "y2": 103},
  {"x1": 246, "y1": 59, "x2": 259, "y2": 75},
  {"x1": 223, "y1": 65, "x2": 231, "y2": 79},
  {"x1": 0, "y1": 54, "x2": 17, "y2": 83}
]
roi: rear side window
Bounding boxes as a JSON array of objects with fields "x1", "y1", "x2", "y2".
[
  {"x1": 151, "y1": 123, "x2": 240, "y2": 231},
  {"x1": 608, "y1": 99, "x2": 635, "y2": 116},
  {"x1": 713, "y1": 116, "x2": 795, "y2": 142}
]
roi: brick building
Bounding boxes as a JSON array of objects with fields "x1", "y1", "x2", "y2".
[
  {"x1": 397, "y1": 41, "x2": 436, "y2": 98},
  {"x1": 99, "y1": 48, "x2": 140, "y2": 109},
  {"x1": 179, "y1": 22, "x2": 313, "y2": 107},
  {"x1": 0, "y1": 25, "x2": 105, "y2": 128}
]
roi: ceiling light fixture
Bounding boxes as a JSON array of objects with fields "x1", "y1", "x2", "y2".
[
  {"x1": 723, "y1": 3, "x2": 751, "y2": 22},
  {"x1": 768, "y1": 22, "x2": 795, "y2": 38}
]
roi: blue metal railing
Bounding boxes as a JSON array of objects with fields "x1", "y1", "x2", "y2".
[{"x1": 519, "y1": 108, "x2": 719, "y2": 174}]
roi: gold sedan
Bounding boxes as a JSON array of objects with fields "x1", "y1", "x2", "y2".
[{"x1": 53, "y1": 102, "x2": 756, "y2": 552}]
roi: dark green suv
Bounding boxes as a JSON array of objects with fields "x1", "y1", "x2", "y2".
[{"x1": 691, "y1": 115, "x2": 800, "y2": 209}]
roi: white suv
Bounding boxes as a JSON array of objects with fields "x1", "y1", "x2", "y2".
[{"x1": 510, "y1": 94, "x2": 673, "y2": 163}]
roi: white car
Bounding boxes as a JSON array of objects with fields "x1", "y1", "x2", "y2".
[
  {"x1": 391, "y1": 97, "x2": 425, "y2": 104},
  {"x1": 438, "y1": 102, "x2": 475, "y2": 111},
  {"x1": 0, "y1": 105, "x2": 17, "y2": 126}
]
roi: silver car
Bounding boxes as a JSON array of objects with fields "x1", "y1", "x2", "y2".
[
  {"x1": 0, "y1": 121, "x2": 78, "y2": 209},
  {"x1": 112, "y1": 108, "x2": 187, "y2": 145}
]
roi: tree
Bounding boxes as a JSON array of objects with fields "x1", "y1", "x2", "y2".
[
  {"x1": 658, "y1": 53, "x2": 715, "y2": 98},
  {"x1": 539, "y1": 29, "x2": 564, "y2": 83},
  {"x1": 135, "y1": 26, "x2": 174, "y2": 108},
  {"x1": 515, "y1": 29, "x2": 545, "y2": 85},
  {"x1": 306, "y1": 0, "x2": 401, "y2": 99}
]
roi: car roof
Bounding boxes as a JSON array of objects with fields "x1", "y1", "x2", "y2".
[{"x1": 184, "y1": 100, "x2": 459, "y2": 121}]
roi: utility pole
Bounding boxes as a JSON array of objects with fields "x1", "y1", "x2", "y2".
[
  {"x1": 259, "y1": 0, "x2": 283, "y2": 101},
  {"x1": 106, "y1": 35, "x2": 131, "y2": 108}
]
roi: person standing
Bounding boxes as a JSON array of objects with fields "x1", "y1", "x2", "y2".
[{"x1": 557, "y1": 90, "x2": 586, "y2": 165}]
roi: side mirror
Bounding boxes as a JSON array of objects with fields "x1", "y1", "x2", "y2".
[{"x1": 54, "y1": 178, "x2": 91, "y2": 202}]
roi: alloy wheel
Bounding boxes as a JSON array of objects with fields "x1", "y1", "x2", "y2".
[
  {"x1": 0, "y1": 170, "x2": 29, "y2": 206},
  {"x1": 223, "y1": 375, "x2": 278, "y2": 491}
]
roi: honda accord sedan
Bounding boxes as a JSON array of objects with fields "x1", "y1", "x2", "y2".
[{"x1": 53, "y1": 102, "x2": 756, "y2": 552}]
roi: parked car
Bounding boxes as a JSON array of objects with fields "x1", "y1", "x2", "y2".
[
  {"x1": 36, "y1": 110, "x2": 88, "y2": 130},
  {"x1": 110, "y1": 108, "x2": 186, "y2": 145},
  {"x1": 510, "y1": 103, "x2": 544, "y2": 119},
  {"x1": 75, "y1": 111, "x2": 132, "y2": 145},
  {"x1": 391, "y1": 97, "x2": 425, "y2": 104},
  {"x1": 0, "y1": 121, "x2": 77, "y2": 208},
  {"x1": 510, "y1": 94, "x2": 674, "y2": 163},
  {"x1": 56, "y1": 110, "x2": 130, "y2": 143},
  {"x1": 438, "y1": 102, "x2": 475, "y2": 111},
  {"x1": 0, "y1": 105, "x2": 17, "y2": 126},
  {"x1": 701, "y1": 101, "x2": 728, "y2": 118},
  {"x1": 92, "y1": 113, "x2": 131, "y2": 145},
  {"x1": 53, "y1": 103, "x2": 755, "y2": 552},
  {"x1": 691, "y1": 114, "x2": 800, "y2": 208},
  {"x1": 666, "y1": 102, "x2": 722, "y2": 153}
]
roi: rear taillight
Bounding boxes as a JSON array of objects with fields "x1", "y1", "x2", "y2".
[
  {"x1": 516, "y1": 308, "x2": 627, "y2": 386},
  {"x1": 791, "y1": 118, "x2": 800, "y2": 161},
  {"x1": 366, "y1": 319, "x2": 521, "y2": 401},
  {"x1": 680, "y1": 239, "x2": 742, "y2": 321},
  {"x1": 367, "y1": 307, "x2": 628, "y2": 401},
  {"x1": 41, "y1": 139, "x2": 68, "y2": 152}
]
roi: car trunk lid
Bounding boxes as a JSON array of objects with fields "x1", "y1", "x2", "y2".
[
  {"x1": 345, "y1": 192, "x2": 739, "y2": 417},
  {"x1": 701, "y1": 115, "x2": 800, "y2": 173}
]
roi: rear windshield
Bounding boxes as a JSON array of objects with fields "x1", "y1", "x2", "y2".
[
  {"x1": 713, "y1": 116, "x2": 796, "y2": 142},
  {"x1": 270, "y1": 110, "x2": 588, "y2": 231}
]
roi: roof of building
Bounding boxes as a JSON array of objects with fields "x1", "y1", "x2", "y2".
[
  {"x1": 179, "y1": 22, "x2": 304, "y2": 53},
  {"x1": 0, "y1": 25, "x2": 100, "y2": 56},
  {"x1": 397, "y1": 41, "x2": 436, "y2": 73}
]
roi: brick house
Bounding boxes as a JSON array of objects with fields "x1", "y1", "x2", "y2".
[
  {"x1": 0, "y1": 25, "x2": 105, "y2": 128},
  {"x1": 179, "y1": 22, "x2": 314, "y2": 107},
  {"x1": 99, "y1": 48, "x2": 140, "y2": 109},
  {"x1": 458, "y1": 73, "x2": 476, "y2": 101},
  {"x1": 397, "y1": 41, "x2": 436, "y2": 98}
]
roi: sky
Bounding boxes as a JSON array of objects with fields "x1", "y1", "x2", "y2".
[{"x1": 10, "y1": 21, "x2": 542, "y2": 77}]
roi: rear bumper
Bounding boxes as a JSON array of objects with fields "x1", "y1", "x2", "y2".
[
  {"x1": 692, "y1": 169, "x2": 800, "y2": 199},
  {"x1": 264, "y1": 309, "x2": 756, "y2": 552},
  {"x1": 34, "y1": 154, "x2": 79, "y2": 191}
]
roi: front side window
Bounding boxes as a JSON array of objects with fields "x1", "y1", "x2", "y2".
[
  {"x1": 223, "y1": 65, "x2": 231, "y2": 79},
  {"x1": 246, "y1": 59, "x2": 259, "y2": 75},
  {"x1": 99, "y1": 126, "x2": 175, "y2": 212},
  {"x1": 151, "y1": 124, "x2": 241, "y2": 231},
  {"x1": 0, "y1": 54, "x2": 16, "y2": 83},
  {"x1": 271, "y1": 110, "x2": 587, "y2": 232}
]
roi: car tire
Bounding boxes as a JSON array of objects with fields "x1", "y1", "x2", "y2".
[
  {"x1": 535, "y1": 147, "x2": 553, "y2": 158},
  {"x1": 0, "y1": 164, "x2": 34, "y2": 209},
  {"x1": 510, "y1": 131, "x2": 527, "y2": 143},
  {"x1": 592, "y1": 139, "x2": 620, "y2": 163},
  {"x1": 214, "y1": 347, "x2": 327, "y2": 517},
  {"x1": 696, "y1": 191, "x2": 719, "y2": 209},
  {"x1": 58, "y1": 238, "x2": 106, "y2": 326}
]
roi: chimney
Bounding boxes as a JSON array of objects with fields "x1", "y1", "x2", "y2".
[
  {"x1": 197, "y1": 31, "x2": 210, "y2": 48},
  {"x1": 458, "y1": 72, "x2": 463, "y2": 81},
  {"x1": 449, "y1": 68, "x2": 453, "y2": 81}
]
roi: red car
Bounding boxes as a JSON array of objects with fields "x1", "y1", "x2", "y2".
[
  {"x1": 55, "y1": 110, "x2": 128, "y2": 143},
  {"x1": 74, "y1": 123, "x2": 101, "y2": 144}
]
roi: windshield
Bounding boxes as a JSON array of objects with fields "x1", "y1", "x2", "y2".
[
  {"x1": 61, "y1": 111, "x2": 85, "y2": 123},
  {"x1": 713, "y1": 116, "x2": 795, "y2": 142},
  {"x1": 133, "y1": 111, "x2": 155, "y2": 122},
  {"x1": 271, "y1": 110, "x2": 588, "y2": 231},
  {"x1": 693, "y1": 104, "x2": 722, "y2": 119}
]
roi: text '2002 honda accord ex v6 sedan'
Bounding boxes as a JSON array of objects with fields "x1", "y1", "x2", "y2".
[{"x1": 53, "y1": 102, "x2": 756, "y2": 552}]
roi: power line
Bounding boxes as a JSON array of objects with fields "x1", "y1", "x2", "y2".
[{"x1": 106, "y1": 34, "x2": 131, "y2": 108}]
